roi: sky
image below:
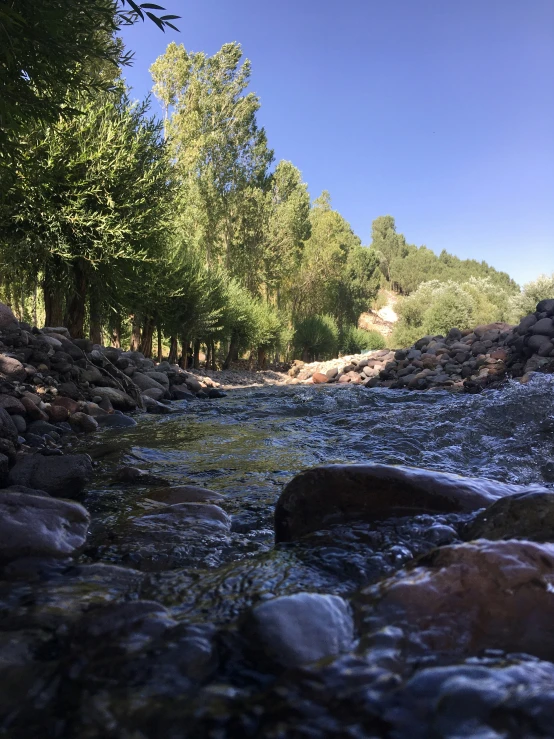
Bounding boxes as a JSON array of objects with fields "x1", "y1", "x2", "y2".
[{"x1": 119, "y1": 0, "x2": 554, "y2": 286}]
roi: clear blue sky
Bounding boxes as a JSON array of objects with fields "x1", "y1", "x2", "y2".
[{"x1": 120, "y1": 0, "x2": 554, "y2": 286}]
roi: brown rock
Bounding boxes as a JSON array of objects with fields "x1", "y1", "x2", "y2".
[
  {"x1": 489, "y1": 348, "x2": 508, "y2": 361},
  {"x1": 0, "y1": 395, "x2": 26, "y2": 415},
  {"x1": 338, "y1": 374, "x2": 351, "y2": 383},
  {"x1": 69, "y1": 412, "x2": 98, "y2": 433},
  {"x1": 356, "y1": 540, "x2": 554, "y2": 662},
  {"x1": 0, "y1": 355, "x2": 26, "y2": 381},
  {"x1": 52, "y1": 396, "x2": 80, "y2": 415},
  {"x1": 274, "y1": 464, "x2": 549, "y2": 543},
  {"x1": 312, "y1": 372, "x2": 329, "y2": 384},
  {"x1": 20, "y1": 396, "x2": 49, "y2": 421},
  {"x1": 45, "y1": 404, "x2": 69, "y2": 423}
]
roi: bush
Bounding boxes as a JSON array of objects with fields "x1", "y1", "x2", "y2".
[
  {"x1": 340, "y1": 325, "x2": 385, "y2": 354},
  {"x1": 508, "y1": 273, "x2": 554, "y2": 322},
  {"x1": 293, "y1": 314, "x2": 339, "y2": 361}
]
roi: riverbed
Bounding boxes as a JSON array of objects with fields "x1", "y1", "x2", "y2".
[{"x1": 3, "y1": 376, "x2": 554, "y2": 737}]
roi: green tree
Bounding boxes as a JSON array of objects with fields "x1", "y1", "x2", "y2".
[{"x1": 509, "y1": 273, "x2": 554, "y2": 321}]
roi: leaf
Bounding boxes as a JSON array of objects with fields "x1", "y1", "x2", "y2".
[{"x1": 139, "y1": 3, "x2": 166, "y2": 8}]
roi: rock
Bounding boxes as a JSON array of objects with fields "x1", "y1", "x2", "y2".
[
  {"x1": 96, "y1": 413, "x2": 137, "y2": 429},
  {"x1": 274, "y1": 464, "x2": 549, "y2": 542},
  {"x1": 11, "y1": 414, "x2": 26, "y2": 434},
  {"x1": 0, "y1": 355, "x2": 26, "y2": 381},
  {"x1": 463, "y1": 491, "x2": 554, "y2": 542},
  {"x1": 312, "y1": 372, "x2": 329, "y2": 384},
  {"x1": 52, "y1": 396, "x2": 80, "y2": 414},
  {"x1": 45, "y1": 404, "x2": 70, "y2": 423},
  {"x1": 0, "y1": 395, "x2": 25, "y2": 415},
  {"x1": 141, "y1": 387, "x2": 165, "y2": 401},
  {"x1": 0, "y1": 491, "x2": 89, "y2": 562},
  {"x1": 537, "y1": 298, "x2": 554, "y2": 315},
  {"x1": 91, "y1": 386, "x2": 136, "y2": 410},
  {"x1": 145, "y1": 371, "x2": 170, "y2": 388},
  {"x1": 207, "y1": 388, "x2": 227, "y2": 398},
  {"x1": 26, "y1": 420, "x2": 60, "y2": 437},
  {"x1": 243, "y1": 593, "x2": 354, "y2": 668},
  {"x1": 57, "y1": 381, "x2": 82, "y2": 400},
  {"x1": 0, "y1": 453, "x2": 9, "y2": 485},
  {"x1": 0, "y1": 303, "x2": 18, "y2": 330},
  {"x1": 531, "y1": 317, "x2": 554, "y2": 337},
  {"x1": 20, "y1": 397, "x2": 48, "y2": 421},
  {"x1": 132, "y1": 372, "x2": 166, "y2": 393},
  {"x1": 146, "y1": 486, "x2": 225, "y2": 505},
  {"x1": 171, "y1": 387, "x2": 195, "y2": 401},
  {"x1": 356, "y1": 539, "x2": 554, "y2": 662},
  {"x1": 0, "y1": 407, "x2": 19, "y2": 443},
  {"x1": 69, "y1": 412, "x2": 99, "y2": 433},
  {"x1": 113, "y1": 466, "x2": 169, "y2": 486},
  {"x1": 185, "y1": 376, "x2": 203, "y2": 394},
  {"x1": 80, "y1": 366, "x2": 104, "y2": 384},
  {"x1": 143, "y1": 396, "x2": 174, "y2": 414},
  {"x1": 326, "y1": 367, "x2": 339, "y2": 380},
  {"x1": 8, "y1": 453, "x2": 93, "y2": 497},
  {"x1": 527, "y1": 334, "x2": 551, "y2": 352}
]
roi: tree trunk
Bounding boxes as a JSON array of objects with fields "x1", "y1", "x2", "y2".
[
  {"x1": 111, "y1": 323, "x2": 121, "y2": 349},
  {"x1": 139, "y1": 318, "x2": 154, "y2": 358},
  {"x1": 179, "y1": 337, "x2": 189, "y2": 369},
  {"x1": 43, "y1": 283, "x2": 64, "y2": 327},
  {"x1": 33, "y1": 284, "x2": 38, "y2": 327},
  {"x1": 89, "y1": 290, "x2": 102, "y2": 345},
  {"x1": 193, "y1": 339, "x2": 200, "y2": 370},
  {"x1": 157, "y1": 326, "x2": 163, "y2": 362},
  {"x1": 168, "y1": 335, "x2": 178, "y2": 364},
  {"x1": 65, "y1": 261, "x2": 87, "y2": 338},
  {"x1": 130, "y1": 315, "x2": 141, "y2": 351},
  {"x1": 223, "y1": 333, "x2": 239, "y2": 370},
  {"x1": 210, "y1": 339, "x2": 216, "y2": 370},
  {"x1": 258, "y1": 346, "x2": 267, "y2": 370},
  {"x1": 205, "y1": 342, "x2": 211, "y2": 369}
]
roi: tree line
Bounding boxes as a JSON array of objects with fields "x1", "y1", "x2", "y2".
[{"x1": 0, "y1": 4, "x2": 535, "y2": 362}]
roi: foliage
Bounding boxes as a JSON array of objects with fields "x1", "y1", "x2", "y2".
[
  {"x1": 391, "y1": 277, "x2": 513, "y2": 348},
  {"x1": 509, "y1": 273, "x2": 554, "y2": 321},
  {"x1": 340, "y1": 326, "x2": 385, "y2": 354},
  {"x1": 293, "y1": 314, "x2": 339, "y2": 361},
  {"x1": 0, "y1": 0, "x2": 178, "y2": 164}
]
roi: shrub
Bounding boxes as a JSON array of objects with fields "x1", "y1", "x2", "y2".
[
  {"x1": 293, "y1": 314, "x2": 339, "y2": 361},
  {"x1": 340, "y1": 325, "x2": 385, "y2": 354}
]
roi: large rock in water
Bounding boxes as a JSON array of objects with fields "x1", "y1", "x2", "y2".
[
  {"x1": 8, "y1": 453, "x2": 93, "y2": 497},
  {"x1": 242, "y1": 592, "x2": 354, "y2": 668},
  {"x1": 463, "y1": 491, "x2": 554, "y2": 542},
  {"x1": 355, "y1": 539, "x2": 554, "y2": 662},
  {"x1": 90, "y1": 386, "x2": 137, "y2": 410},
  {"x1": 274, "y1": 464, "x2": 549, "y2": 542},
  {"x1": 0, "y1": 491, "x2": 89, "y2": 562}
]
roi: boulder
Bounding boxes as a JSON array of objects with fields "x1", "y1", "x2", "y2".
[
  {"x1": 8, "y1": 453, "x2": 93, "y2": 497},
  {"x1": 96, "y1": 413, "x2": 137, "y2": 429},
  {"x1": 145, "y1": 371, "x2": 170, "y2": 388},
  {"x1": 90, "y1": 386, "x2": 136, "y2": 411},
  {"x1": 52, "y1": 396, "x2": 80, "y2": 415},
  {"x1": 132, "y1": 372, "x2": 166, "y2": 393},
  {"x1": 146, "y1": 485, "x2": 225, "y2": 505},
  {"x1": 68, "y1": 412, "x2": 99, "y2": 433},
  {"x1": 141, "y1": 387, "x2": 165, "y2": 401},
  {"x1": 171, "y1": 387, "x2": 195, "y2": 401},
  {"x1": 0, "y1": 407, "x2": 18, "y2": 443},
  {"x1": 185, "y1": 376, "x2": 204, "y2": 394},
  {"x1": 242, "y1": 593, "x2": 354, "y2": 668},
  {"x1": 0, "y1": 303, "x2": 19, "y2": 330},
  {"x1": 113, "y1": 466, "x2": 169, "y2": 486},
  {"x1": 0, "y1": 491, "x2": 89, "y2": 562},
  {"x1": 142, "y1": 396, "x2": 174, "y2": 414},
  {"x1": 0, "y1": 355, "x2": 26, "y2": 381},
  {"x1": 274, "y1": 464, "x2": 550, "y2": 542},
  {"x1": 463, "y1": 491, "x2": 554, "y2": 542},
  {"x1": 356, "y1": 539, "x2": 554, "y2": 662},
  {"x1": 312, "y1": 372, "x2": 329, "y2": 384},
  {"x1": 0, "y1": 395, "x2": 26, "y2": 415},
  {"x1": 45, "y1": 404, "x2": 70, "y2": 423}
]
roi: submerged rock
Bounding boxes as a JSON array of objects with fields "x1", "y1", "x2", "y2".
[
  {"x1": 274, "y1": 464, "x2": 547, "y2": 542},
  {"x1": 0, "y1": 491, "x2": 89, "y2": 561},
  {"x1": 146, "y1": 485, "x2": 225, "y2": 505},
  {"x1": 96, "y1": 412, "x2": 137, "y2": 429},
  {"x1": 463, "y1": 491, "x2": 554, "y2": 542},
  {"x1": 356, "y1": 539, "x2": 554, "y2": 662},
  {"x1": 8, "y1": 453, "x2": 93, "y2": 497},
  {"x1": 242, "y1": 592, "x2": 354, "y2": 669}
]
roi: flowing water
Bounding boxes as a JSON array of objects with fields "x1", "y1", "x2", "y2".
[{"x1": 3, "y1": 376, "x2": 554, "y2": 737}]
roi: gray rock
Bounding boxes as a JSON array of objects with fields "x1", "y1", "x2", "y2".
[
  {"x1": 141, "y1": 387, "x2": 165, "y2": 401},
  {"x1": 274, "y1": 464, "x2": 550, "y2": 542},
  {"x1": 132, "y1": 372, "x2": 166, "y2": 392},
  {"x1": 463, "y1": 491, "x2": 554, "y2": 542},
  {"x1": 143, "y1": 396, "x2": 175, "y2": 414},
  {"x1": 537, "y1": 298, "x2": 554, "y2": 315},
  {"x1": 0, "y1": 453, "x2": 8, "y2": 486},
  {"x1": 171, "y1": 387, "x2": 195, "y2": 401},
  {"x1": 27, "y1": 420, "x2": 60, "y2": 436},
  {"x1": 11, "y1": 414, "x2": 26, "y2": 433},
  {"x1": 68, "y1": 412, "x2": 99, "y2": 433},
  {"x1": 0, "y1": 395, "x2": 26, "y2": 415},
  {"x1": 0, "y1": 407, "x2": 21, "y2": 443},
  {"x1": 145, "y1": 371, "x2": 170, "y2": 388},
  {"x1": 244, "y1": 593, "x2": 354, "y2": 668},
  {"x1": 528, "y1": 334, "x2": 552, "y2": 352},
  {"x1": 8, "y1": 453, "x2": 93, "y2": 497},
  {"x1": 185, "y1": 376, "x2": 203, "y2": 394},
  {"x1": 0, "y1": 303, "x2": 19, "y2": 330},
  {"x1": 531, "y1": 317, "x2": 554, "y2": 337},
  {"x1": 146, "y1": 486, "x2": 225, "y2": 505},
  {"x1": 96, "y1": 413, "x2": 137, "y2": 429},
  {"x1": 0, "y1": 491, "x2": 89, "y2": 562},
  {"x1": 91, "y1": 386, "x2": 136, "y2": 410}
]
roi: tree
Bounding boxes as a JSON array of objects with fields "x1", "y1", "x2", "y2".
[
  {"x1": 151, "y1": 41, "x2": 274, "y2": 272},
  {"x1": 0, "y1": 84, "x2": 173, "y2": 337},
  {"x1": 0, "y1": 0, "x2": 179, "y2": 164},
  {"x1": 509, "y1": 273, "x2": 554, "y2": 321},
  {"x1": 369, "y1": 215, "x2": 409, "y2": 284}
]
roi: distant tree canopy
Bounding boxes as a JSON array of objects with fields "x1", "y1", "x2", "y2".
[
  {"x1": 509, "y1": 273, "x2": 554, "y2": 322},
  {"x1": 368, "y1": 215, "x2": 518, "y2": 296}
]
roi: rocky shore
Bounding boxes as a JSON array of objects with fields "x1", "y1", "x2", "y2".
[{"x1": 291, "y1": 298, "x2": 554, "y2": 391}]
